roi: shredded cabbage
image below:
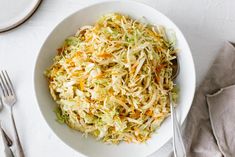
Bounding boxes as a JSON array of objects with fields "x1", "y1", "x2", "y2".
[{"x1": 45, "y1": 13, "x2": 178, "y2": 144}]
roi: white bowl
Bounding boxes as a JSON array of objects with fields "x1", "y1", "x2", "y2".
[{"x1": 34, "y1": 1, "x2": 195, "y2": 157}]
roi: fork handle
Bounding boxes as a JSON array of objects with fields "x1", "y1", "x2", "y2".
[
  {"x1": 10, "y1": 107, "x2": 25, "y2": 157},
  {"x1": 171, "y1": 104, "x2": 186, "y2": 157}
]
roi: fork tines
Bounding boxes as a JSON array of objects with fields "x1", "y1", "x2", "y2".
[{"x1": 0, "y1": 70, "x2": 15, "y2": 97}]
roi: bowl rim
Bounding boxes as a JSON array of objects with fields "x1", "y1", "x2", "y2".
[{"x1": 33, "y1": 0, "x2": 196, "y2": 156}]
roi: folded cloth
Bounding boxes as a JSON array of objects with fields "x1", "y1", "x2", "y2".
[
  {"x1": 183, "y1": 42, "x2": 235, "y2": 157},
  {"x1": 207, "y1": 85, "x2": 235, "y2": 157}
]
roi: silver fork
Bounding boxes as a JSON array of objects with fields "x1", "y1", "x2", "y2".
[
  {"x1": 170, "y1": 94, "x2": 186, "y2": 157},
  {"x1": 0, "y1": 122, "x2": 14, "y2": 157},
  {"x1": 171, "y1": 57, "x2": 186, "y2": 157},
  {"x1": 0, "y1": 70, "x2": 24, "y2": 157}
]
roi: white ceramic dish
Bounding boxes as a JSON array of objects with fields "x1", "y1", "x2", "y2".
[
  {"x1": 0, "y1": 0, "x2": 41, "y2": 32},
  {"x1": 34, "y1": 1, "x2": 195, "y2": 157}
]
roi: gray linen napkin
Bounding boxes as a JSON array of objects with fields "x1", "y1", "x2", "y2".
[
  {"x1": 183, "y1": 42, "x2": 235, "y2": 157},
  {"x1": 207, "y1": 85, "x2": 235, "y2": 157}
]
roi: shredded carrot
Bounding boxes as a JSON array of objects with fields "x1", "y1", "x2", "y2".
[
  {"x1": 145, "y1": 109, "x2": 153, "y2": 116},
  {"x1": 79, "y1": 79, "x2": 85, "y2": 90},
  {"x1": 130, "y1": 110, "x2": 141, "y2": 119},
  {"x1": 94, "y1": 73, "x2": 105, "y2": 79},
  {"x1": 130, "y1": 62, "x2": 138, "y2": 73},
  {"x1": 97, "y1": 53, "x2": 113, "y2": 58},
  {"x1": 155, "y1": 76, "x2": 160, "y2": 83},
  {"x1": 156, "y1": 64, "x2": 165, "y2": 73},
  {"x1": 75, "y1": 51, "x2": 83, "y2": 57}
]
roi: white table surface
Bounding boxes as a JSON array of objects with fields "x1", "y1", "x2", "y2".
[{"x1": 0, "y1": 0, "x2": 235, "y2": 156}]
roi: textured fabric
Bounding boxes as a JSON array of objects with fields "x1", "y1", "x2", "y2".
[
  {"x1": 182, "y1": 42, "x2": 235, "y2": 157},
  {"x1": 207, "y1": 85, "x2": 235, "y2": 157}
]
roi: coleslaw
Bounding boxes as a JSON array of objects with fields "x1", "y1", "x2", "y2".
[{"x1": 45, "y1": 13, "x2": 178, "y2": 144}]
